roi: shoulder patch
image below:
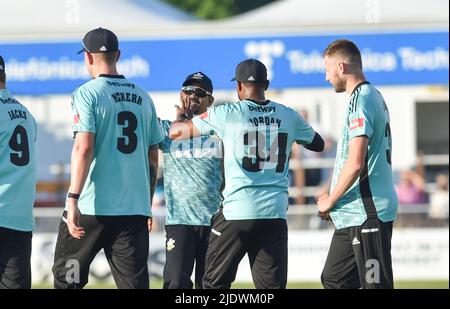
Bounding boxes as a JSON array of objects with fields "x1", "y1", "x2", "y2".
[{"x1": 349, "y1": 118, "x2": 364, "y2": 130}]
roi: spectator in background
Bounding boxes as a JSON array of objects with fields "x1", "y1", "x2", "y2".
[
  {"x1": 395, "y1": 155, "x2": 428, "y2": 205},
  {"x1": 428, "y1": 173, "x2": 449, "y2": 225}
]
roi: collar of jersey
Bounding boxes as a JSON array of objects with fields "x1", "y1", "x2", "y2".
[
  {"x1": 246, "y1": 99, "x2": 271, "y2": 106},
  {"x1": 98, "y1": 74, "x2": 125, "y2": 79},
  {"x1": 351, "y1": 81, "x2": 370, "y2": 96}
]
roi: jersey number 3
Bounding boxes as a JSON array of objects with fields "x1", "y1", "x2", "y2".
[
  {"x1": 9, "y1": 125, "x2": 30, "y2": 166},
  {"x1": 117, "y1": 111, "x2": 138, "y2": 154}
]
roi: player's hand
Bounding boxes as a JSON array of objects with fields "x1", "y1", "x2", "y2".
[
  {"x1": 66, "y1": 199, "x2": 85, "y2": 239},
  {"x1": 174, "y1": 104, "x2": 186, "y2": 120},
  {"x1": 181, "y1": 95, "x2": 199, "y2": 119},
  {"x1": 147, "y1": 217, "x2": 153, "y2": 232},
  {"x1": 317, "y1": 193, "x2": 334, "y2": 215},
  {"x1": 318, "y1": 211, "x2": 331, "y2": 221}
]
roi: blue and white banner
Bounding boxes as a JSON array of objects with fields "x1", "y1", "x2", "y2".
[{"x1": 1, "y1": 31, "x2": 448, "y2": 95}]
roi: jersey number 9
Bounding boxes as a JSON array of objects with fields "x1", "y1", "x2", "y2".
[{"x1": 9, "y1": 125, "x2": 30, "y2": 166}]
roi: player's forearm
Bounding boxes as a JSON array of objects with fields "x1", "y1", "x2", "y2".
[
  {"x1": 69, "y1": 143, "x2": 94, "y2": 195},
  {"x1": 169, "y1": 119, "x2": 200, "y2": 140},
  {"x1": 149, "y1": 165, "x2": 157, "y2": 201},
  {"x1": 329, "y1": 160, "x2": 363, "y2": 205},
  {"x1": 148, "y1": 146, "x2": 159, "y2": 202}
]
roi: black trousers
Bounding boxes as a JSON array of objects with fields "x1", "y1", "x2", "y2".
[
  {"x1": 203, "y1": 208, "x2": 288, "y2": 289},
  {"x1": 0, "y1": 227, "x2": 32, "y2": 289},
  {"x1": 52, "y1": 212, "x2": 149, "y2": 289},
  {"x1": 163, "y1": 225, "x2": 210, "y2": 289},
  {"x1": 321, "y1": 218, "x2": 394, "y2": 289}
]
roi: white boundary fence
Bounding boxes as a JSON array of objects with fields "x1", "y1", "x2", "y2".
[{"x1": 31, "y1": 206, "x2": 449, "y2": 285}]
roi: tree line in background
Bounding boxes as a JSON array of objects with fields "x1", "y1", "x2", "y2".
[{"x1": 163, "y1": 0, "x2": 279, "y2": 20}]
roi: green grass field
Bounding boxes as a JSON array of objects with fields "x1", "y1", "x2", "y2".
[{"x1": 33, "y1": 280, "x2": 449, "y2": 289}]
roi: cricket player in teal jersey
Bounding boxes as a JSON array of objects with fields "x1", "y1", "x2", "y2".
[
  {"x1": 160, "y1": 72, "x2": 223, "y2": 289},
  {"x1": 52, "y1": 28, "x2": 164, "y2": 289},
  {"x1": 169, "y1": 59, "x2": 324, "y2": 289},
  {"x1": 318, "y1": 39, "x2": 398, "y2": 289},
  {"x1": 0, "y1": 55, "x2": 37, "y2": 289}
]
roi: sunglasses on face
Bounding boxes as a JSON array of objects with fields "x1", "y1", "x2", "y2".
[{"x1": 181, "y1": 86, "x2": 211, "y2": 98}]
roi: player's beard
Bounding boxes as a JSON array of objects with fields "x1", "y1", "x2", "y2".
[{"x1": 333, "y1": 77, "x2": 346, "y2": 93}]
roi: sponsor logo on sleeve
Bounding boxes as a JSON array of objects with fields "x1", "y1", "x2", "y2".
[{"x1": 349, "y1": 118, "x2": 364, "y2": 130}]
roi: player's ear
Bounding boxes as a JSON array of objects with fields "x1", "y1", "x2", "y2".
[
  {"x1": 264, "y1": 80, "x2": 270, "y2": 91},
  {"x1": 237, "y1": 81, "x2": 242, "y2": 91},
  {"x1": 207, "y1": 95, "x2": 214, "y2": 107},
  {"x1": 86, "y1": 52, "x2": 94, "y2": 65},
  {"x1": 338, "y1": 62, "x2": 345, "y2": 73},
  {"x1": 115, "y1": 50, "x2": 121, "y2": 63}
]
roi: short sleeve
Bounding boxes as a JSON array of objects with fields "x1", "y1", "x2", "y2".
[
  {"x1": 31, "y1": 114, "x2": 37, "y2": 143},
  {"x1": 159, "y1": 119, "x2": 170, "y2": 136},
  {"x1": 158, "y1": 119, "x2": 170, "y2": 150},
  {"x1": 149, "y1": 101, "x2": 164, "y2": 146},
  {"x1": 71, "y1": 87, "x2": 96, "y2": 134},
  {"x1": 293, "y1": 111, "x2": 316, "y2": 145},
  {"x1": 348, "y1": 94, "x2": 375, "y2": 139},
  {"x1": 192, "y1": 105, "x2": 228, "y2": 139}
]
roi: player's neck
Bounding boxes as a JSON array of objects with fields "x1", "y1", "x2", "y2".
[
  {"x1": 346, "y1": 74, "x2": 366, "y2": 95},
  {"x1": 92, "y1": 64, "x2": 119, "y2": 78},
  {"x1": 245, "y1": 90, "x2": 266, "y2": 102},
  {"x1": 0, "y1": 82, "x2": 6, "y2": 89}
]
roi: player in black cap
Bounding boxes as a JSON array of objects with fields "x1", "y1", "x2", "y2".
[
  {"x1": 52, "y1": 28, "x2": 163, "y2": 289},
  {"x1": 77, "y1": 27, "x2": 119, "y2": 54},
  {"x1": 169, "y1": 58, "x2": 324, "y2": 289},
  {"x1": 159, "y1": 72, "x2": 223, "y2": 289},
  {"x1": 231, "y1": 58, "x2": 269, "y2": 87}
]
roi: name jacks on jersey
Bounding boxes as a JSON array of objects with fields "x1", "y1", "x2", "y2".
[
  {"x1": 111, "y1": 92, "x2": 143, "y2": 105},
  {"x1": 7, "y1": 109, "x2": 27, "y2": 120}
]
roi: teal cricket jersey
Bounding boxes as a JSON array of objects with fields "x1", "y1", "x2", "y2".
[
  {"x1": 0, "y1": 89, "x2": 37, "y2": 231},
  {"x1": 159, "y1": 119, "x2": 223, "y2": 226},
  {"x1": 330, "y1": 82, "x2": 398, "y2": 229},
  {"x1": 69, "y1": 75, "x2": 164, "y2": 216},
  {"x1": 192, "y1": 99, "x2": 316, "y2": 220}
]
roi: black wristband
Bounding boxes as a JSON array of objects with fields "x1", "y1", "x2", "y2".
[{"x1": 67, "y1": 192, "x2": 80, "y2": 200}]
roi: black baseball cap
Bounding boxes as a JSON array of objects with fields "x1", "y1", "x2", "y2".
[
  {"x1": 77, "y1": 28, "x2": 119, "y2": 54},
  {"x1": 0, "y1": 55, "x2": 5, "y2": 72},
  {"x1": 231, "y1": 58, "x2": 268, "y2": 83},
  {"x1": 182, "y1": 72, "x2": 213, "y2": 94}
]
